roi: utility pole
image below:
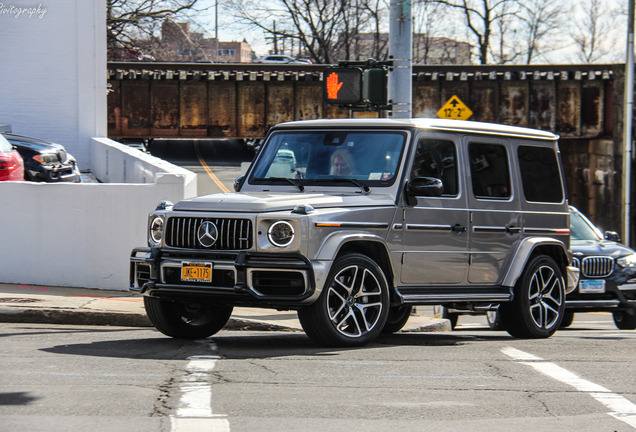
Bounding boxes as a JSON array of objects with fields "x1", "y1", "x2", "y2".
[
  {"x1": 624, "y1": 0, "x2": 635, "y2": 245},
  {"x1": 214, "y1": 0, "x2": 219, "y2": 63},
  {"x1": 388, "y1": 0, "x2": 412, "y2": 119}
]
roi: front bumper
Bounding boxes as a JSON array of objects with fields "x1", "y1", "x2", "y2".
[
  {"x1": 29, "y1": 163, "x2": 81, "y2": 182},
  {"x1": 130, "y1": 247, "x2": 317, "y2": 307},
  {"x1": 565, "y1": 276, "x2": 636, "y2": 312}
]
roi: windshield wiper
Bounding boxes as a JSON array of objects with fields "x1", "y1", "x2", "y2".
[
  {"x1": 320, "y1": 178, "x2": 370, "y2": 194},
  {"x1": 254, "y1": 177, "x2": 305, "y2": 192}
]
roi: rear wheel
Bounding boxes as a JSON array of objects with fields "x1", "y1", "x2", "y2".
[
  {"x1": 144, "y1": 297, "x2": 233, "y2": 339},
  {"x1": 500, "y1": 255, "x2": 565, "y2": 338},
  {"x1": 437, "y1": 306, "x2": 458, "y2": 329},
  {"x1": 298, "y1": 253, "x2": 390, "y2": 347},
  {"x1": 486, "y1": 309, "x2": 503, "y2": 330},
  {"x1": 382, "y1": 305, "x2": 413, "y2": 334},
  {"x1": 613, "y1": 311, "x2": 636, "y2": 330}
]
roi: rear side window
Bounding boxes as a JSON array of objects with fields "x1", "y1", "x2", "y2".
[
  {"x1": 469, "y1": 143, "x2": 511, "y2": 199},
  {"x1": 518, "y1": 145, "x2": 563, "y2": 203}
]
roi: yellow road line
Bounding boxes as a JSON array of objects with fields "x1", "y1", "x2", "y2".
[{"x1": 194, "y1": 140, "x2": 230, "y2": 193}]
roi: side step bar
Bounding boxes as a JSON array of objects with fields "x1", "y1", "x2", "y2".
[{"x1": 395, "y1": 286, "x2": 513, "y2": 305}]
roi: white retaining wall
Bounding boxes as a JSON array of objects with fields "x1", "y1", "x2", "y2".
[{"x1": 0, "y1": 138, "x2": 197, "y2": 291}]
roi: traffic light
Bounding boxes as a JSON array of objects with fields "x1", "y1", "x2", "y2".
[
  {"x1": 323, "y1": 67, "x2": 362, "y2": 105},
  {"x1": 363, "y1": 67, "x2": 388, "y2": 105}
]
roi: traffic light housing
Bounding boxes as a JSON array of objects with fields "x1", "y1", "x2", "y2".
[
  {"x1": 363, "y1": 67, "x2": 388, "y2": 105},
  {"x1": 323, "y1": 61, "x2": 390, "y2": 109},
  {"x1": 323, "y1": 67, "x2": 362, "y2": 105}
]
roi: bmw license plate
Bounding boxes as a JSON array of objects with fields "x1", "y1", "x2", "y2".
[
  {"x1": 181, "y1": 262, "x2": 212, "y2": 282},
  {"x1": 579, "y1": 280, "x2": 605, "y2": 294}
]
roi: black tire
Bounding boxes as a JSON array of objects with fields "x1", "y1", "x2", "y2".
[
  {"x1": 559, "y1": 311, "x2": 575, "y2": 329},
  {"x1": 144, "y1": 296, "x2": 233, "y2": 339},
  {"x1": 499, "y1": 255, "x2": 565, "y2": 338},
  {"x1": 382, "y1": 305, "x2": 413, "y2": 334},
  {"x1": 486, "y1": 309, "x2": 503, "y2": 330},
  {"x1": 437, "y1": 306, "x2": 458, "y2": 329},
  {"x1": 298, "y1": 253, "x2": 390, "y2": 347},
  {"x1": 613, "y1": 311, "x2": 636, "y2": 330}
]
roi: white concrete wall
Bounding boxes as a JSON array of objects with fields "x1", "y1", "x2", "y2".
[
  {"x1": 0, "y1": 138, "x2": 197, "y2": 291},
  {"x1": 0, "y1": 0, "x2": 106, "y2": 168}
]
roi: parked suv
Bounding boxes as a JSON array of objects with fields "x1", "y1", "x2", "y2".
[
  {"x1": 566, "y1": 206, "x2": 636, "y2": 329},
  {"x1": 130, "y1": 118, "x2": 579, "y2": 347}
]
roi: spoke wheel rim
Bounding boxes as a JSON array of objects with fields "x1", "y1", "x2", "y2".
[
  {"x1": 528, "y1": 264, "x2": 563, "y2": 329},
  {"x1": 326, "y1": 264, "x2": 384, "y2": 338}
]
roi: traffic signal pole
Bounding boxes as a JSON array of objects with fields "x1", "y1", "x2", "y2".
[{"x1": 388, "y1": 0, "x2": 413, "y2": 119}]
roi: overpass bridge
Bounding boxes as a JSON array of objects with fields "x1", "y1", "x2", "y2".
[{"x1": 107, "y1": 62, "x2": 627, "y2": 241}]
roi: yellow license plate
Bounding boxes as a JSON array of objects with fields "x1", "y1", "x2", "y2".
[{"x1": 181, "y1": 262, "x2": 212, "y2": 282}]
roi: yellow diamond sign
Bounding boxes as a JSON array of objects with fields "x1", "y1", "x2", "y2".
[{"x1": 437, "y1": 95, "x2": 473, "y2": 120}]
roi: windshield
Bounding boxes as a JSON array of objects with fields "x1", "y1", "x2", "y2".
[
  {"x1": 250, "y1": 130, "x2": 407, "y2": 187},
  {"x1": 570, "y1": 209, "x2": 602, "y2": 241}
]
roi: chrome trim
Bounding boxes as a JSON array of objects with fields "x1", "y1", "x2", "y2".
[
  {"x1": 314, "y1": 222, "x2": 390, "y2": 229},
  {"x1": 406, "y1": 224, "x2": 451, "y2": 231},
  {"x1": 618, "y1": 283, "x2": 636, "y2": 291}
]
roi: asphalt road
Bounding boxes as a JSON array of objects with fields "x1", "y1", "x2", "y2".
[
  {"x1": 1, "y1": 313, "x2": 635, "y2": 432},
  {"x1": 148, "y1": 139, "x2": 255, "y2": 196}
]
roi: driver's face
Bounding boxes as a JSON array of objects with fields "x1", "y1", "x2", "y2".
[{"x1": 333, "y1": 155, "x2": 350, "y2": 175}]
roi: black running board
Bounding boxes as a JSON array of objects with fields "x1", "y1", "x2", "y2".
[{"x1": 395, "y1": 285, "x2": 513, "y2": 305}]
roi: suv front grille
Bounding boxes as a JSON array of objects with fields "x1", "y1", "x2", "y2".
[
  {"x1": 572, "y1": 256, "x2": 614, "y2": 277},
  {"x1": 165, "y1": 217, "x2": 252, "y2": 250}
]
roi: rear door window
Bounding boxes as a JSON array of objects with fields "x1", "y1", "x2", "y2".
[
  {"x1": 468, "y1": 143, "x2": 511, "y2": 199},
  {"x1": 518, "y1": 146, "x2": 563, "y2": 203}
]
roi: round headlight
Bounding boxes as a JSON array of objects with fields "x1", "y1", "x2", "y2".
[
  {"x1": 149, "y1": 216, "x2": 164, "y2": 245},
  {"x1": 267, "y1": 221, "x2": 294, "y2": 247}
]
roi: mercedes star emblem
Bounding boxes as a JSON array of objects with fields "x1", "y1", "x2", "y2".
[{"x1": 197, "y1": 221, "x2": 219, "y2": 247}]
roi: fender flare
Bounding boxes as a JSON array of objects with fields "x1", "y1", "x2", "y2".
[{"x1": 502, "y1": 236, "x2": 570, "y2": 289}]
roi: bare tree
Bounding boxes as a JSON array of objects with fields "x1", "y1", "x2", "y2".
[
  {"x1": 514, "y1": 0, "x2": 565, "y2": 64},
  {"x1": 107, "y1": 0, "x2": 202, "y2": 59},
  {"x1": 225, "y1": 0, "x2": 386, "y2": 64},
  {"x1": 428, "y1": 0, "x2": 517, "y2": 64}
]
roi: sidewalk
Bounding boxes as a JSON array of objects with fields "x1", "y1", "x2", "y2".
[{"x1": 0, "y1": 283, "x2": 450, "y2": 332}]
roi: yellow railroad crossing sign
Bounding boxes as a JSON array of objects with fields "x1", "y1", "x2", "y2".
[{"x1": 437, "y1": 95, "x2": 473, "y2": 120}]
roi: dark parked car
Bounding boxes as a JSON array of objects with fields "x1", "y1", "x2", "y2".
[
  {"x1": 2, "y1": 133, "x2": 81, "y2": 182},
  {"x1": 442, "y1": 206, "x2": 636, "y2": 330},
  {"x1": 0, "y1": 133, "x2": 24, "y2": 181},
  {"x1": 566, "y1": 206, "x2": 636, "y2": 329}
]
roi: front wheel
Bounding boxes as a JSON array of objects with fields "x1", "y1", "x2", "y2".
[
  {"x1": 144, "y1": 297, "x2": 233, "y2": 339},
  {"x1": 382, "y1": 305, "x2": 413, "y2": 334},
  {"x1": 298, "y1": 253, "x2": 390, "y2": 347},
  {"x1": 613, "y1": 311, "x2": 636, "y2": 330},
  {"x1": 500, "y1": 255, "x2": 565, "y2": 338}
]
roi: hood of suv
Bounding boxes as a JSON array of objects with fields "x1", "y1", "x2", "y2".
[
  {"x1": 571, "y1": 239, "x2": 635, "y2": 259},
  {"x1": 173, "y1": 192, "x2": 395, "y2": 212}
]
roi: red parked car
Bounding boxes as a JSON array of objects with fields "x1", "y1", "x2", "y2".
[{"x1": 0, "y1": 134, "x2": 24, "y2": 181}]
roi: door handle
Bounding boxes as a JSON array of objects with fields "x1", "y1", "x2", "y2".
[
  {"x1": 451, "y1": 224, "x2": 467, "y2": 233},
  {"x1": 506, "y1": 225, "x2": 521, "y2": 234}
]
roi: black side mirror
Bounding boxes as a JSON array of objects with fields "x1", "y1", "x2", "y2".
[
  {"x1": 234, "y1": 175, "x2": 245, "y2": 192},
  {"x1": 605, "y1": 231, "x2": 621, "y2": 242},
  {"x1": 405, "y1": 177, "x2": 443, "y2": 205}
]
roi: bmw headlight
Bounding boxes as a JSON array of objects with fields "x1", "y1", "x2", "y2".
[
  {"x1": 149, "y1": 215, "x2": 165, "y2": 246},
  {"x1": 267, "y1": 221, "x2": 294, "y2": 247},
  {"x1": 617, "y1": 253, "x2": 636, "y2": 268}
]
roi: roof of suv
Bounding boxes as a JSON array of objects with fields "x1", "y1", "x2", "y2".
[{"x1": 275, "y1": 118, "x2": 559, "y2": 141}]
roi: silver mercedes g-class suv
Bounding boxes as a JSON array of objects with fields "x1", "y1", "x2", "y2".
[{"x1": 130, "y1": 118, "x2": 579, "y2": 347}]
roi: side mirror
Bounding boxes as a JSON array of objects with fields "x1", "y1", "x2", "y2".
[
  {"x1": 405, "y1": 177, "x2": 443, "y2": 205},
  {"x1": 234, "y1": 175, "x2": 245, "y2": 192},
  {"x1": 605, "y1": 231, "x2": 621, "y2": 242}
]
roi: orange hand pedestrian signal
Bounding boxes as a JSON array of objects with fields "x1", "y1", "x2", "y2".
[
  {"x1": 326, "y1": 72, "x2": 344, "y2": 99},
  {"x1": 323, "y1": 67, "x2": 362, "y2": 105}
]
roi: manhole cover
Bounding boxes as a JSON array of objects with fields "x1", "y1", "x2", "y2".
[{"x1": 0, "y1": 298, "x2": 43, "y2": 304}]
